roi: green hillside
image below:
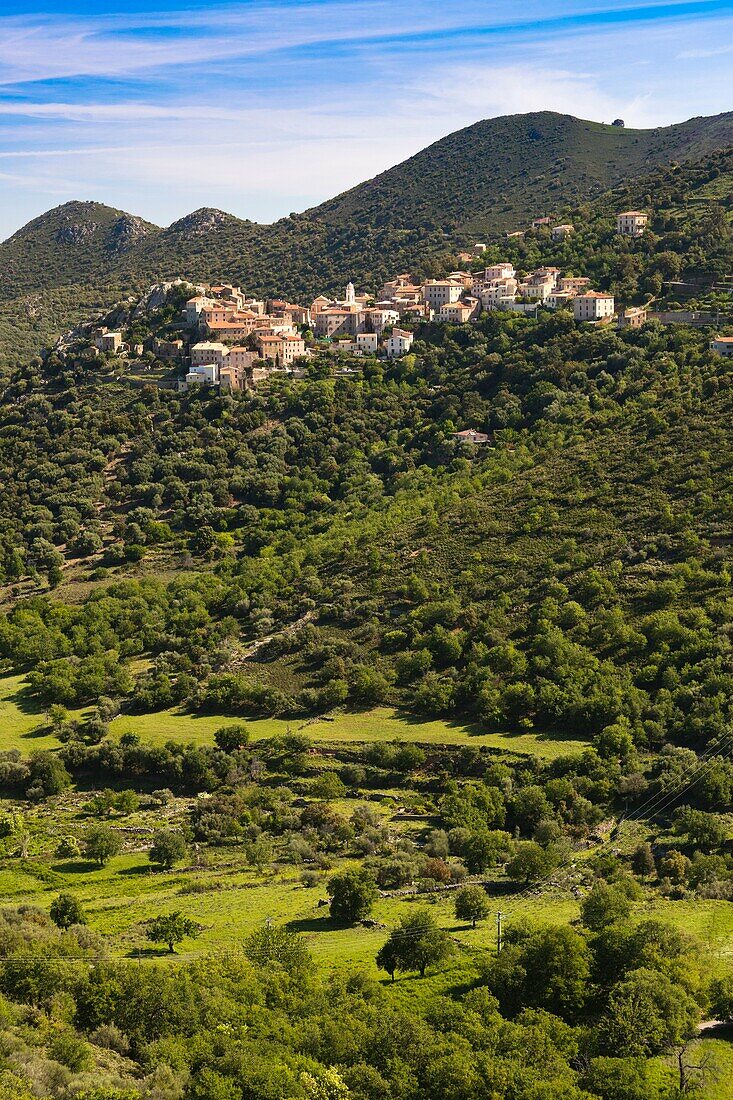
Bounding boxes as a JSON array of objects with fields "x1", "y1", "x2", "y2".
[
  {"x1": 2, "y1": 134, "x2": 733, "y2": 1099},
  {"x1": 2, "y1": 287, "x2": 733, "y2": 1100},
  {"x1": 310, "y1": 109, "x2": 733, "y2": 233},
  {"x1": 3, "y1": 109, "x2": 733, "y2": 368},
  {"x1": 2, "y1": 307, "x2": 733, "y2": 744}
]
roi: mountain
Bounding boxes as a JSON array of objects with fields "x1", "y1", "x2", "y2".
[
  {"x1": 311, "y1": 109, "x2": 733, "y2": 233},
  {"x1": 2, "y1": 108, "x2": 733, "y2": 368},
  {"x1": 0, "y1": 200, "x2": 158, "y2": 296},
  {"x1": 2, "y1": 115, "x2": 733, "y2": 1095}
]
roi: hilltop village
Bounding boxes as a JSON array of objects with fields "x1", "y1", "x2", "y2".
[{"x1": 72, "y1": 208, "x2": 732, "y2": 392}]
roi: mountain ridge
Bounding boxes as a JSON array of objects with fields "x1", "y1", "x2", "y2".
[
  {"x1": 1, "y1": 107, "x2": 733, "y2": 367},
  {"x1": 8, "y1": 108, "x2": 733, "y2": 248}
]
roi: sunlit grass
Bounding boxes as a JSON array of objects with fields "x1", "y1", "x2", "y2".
[{"x1": 0, "y1": 674, "x2": 589, "y2": 760}]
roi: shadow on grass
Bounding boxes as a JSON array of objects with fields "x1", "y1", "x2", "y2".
[
  {"x1": 118, "y1": 863, "x2": 154, "y2": 877},
  {"x1": 21, "y1": 725, "x2": 53, "y2": 740},
  {"x1": 482, "y1": 880, "x2": 530, "y2": 897},
  {"x1": 124, "y1": 946, "x2": 172, "y2": 959},
  {"x1": 7, "y1": 684, "x2": 44, "y2": 713},
  {"x1": 51, "y1": 860, "x2": 102, "y2": 874},
  {"x1": 386, "y1": 708, "x2": 588, "y2": 747},
  {"x1": 286, "y1": 915, "x2": 340, "y2": 934}
]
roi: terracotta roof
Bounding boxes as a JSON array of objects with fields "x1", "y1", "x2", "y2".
[{"x1": 453, "y1": 429, "x2": 490, "y2": 442}]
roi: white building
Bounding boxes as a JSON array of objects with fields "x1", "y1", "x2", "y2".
[
  {"x1": 494, "y1": 294, "x2": 521, "y2": 311},
  {"x1": 437, "y1": 300, "x2": 478, "y2": 323},
  {"x1": 453, "y1": 429, "x2": 490, "y2": 444},
  {"x1": 186, "y1": 363, "x2": 219, "y2": 387},
  {"x1": 710, "y1": 336, "x2": 733, "y2": 357},
  {"x1": 616, "y1": 211, "x2": 648, "y2": 237},
  {"x1": 185, "y1": 296, "x2": 216, "y2": 326},
  {"x1": 191, "y1": 341, "x2": 229, "y2": 369},
  {"x1": 484, "y1": 263, "x2": 515, "y2": 282},
  {"x1": 385, "y1": 329, "x2": 414, "y2": 358},
  {"x1": 573, "y1": 292, "x2": 615, "y2": 322},
  {"x1": 547, "y1": 291, "x2": 575, "y2": 310},
  {"x1": 363, "y1": 307, "x2": 400, "y2": 335},
  {"x1": 356, "y1": 332, "x2": 378, "y2": 354},
  {"x1": 521, "y1": 280, "x2": 553, "y2": 302},
  {"x1": 552, "y1": 224, "x2": 575, "y2": 241},
  {"x1": 479, "y1": 281, "x2": 518, "y2": 310},
  {"x1": 422, "y1": 280, "x2": 464, "y2": 308}
]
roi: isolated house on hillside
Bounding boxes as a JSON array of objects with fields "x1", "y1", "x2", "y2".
[
  {"x1": 453, "y1": 429, "x2": 490, "y2": 444},
  {"x1": 710, "y1": 336, "x2": 733, "y2": 356},
  {"x1": 95, "y1": 332, "x2": 123, "y2": 353},
  {"x1": 616, "y1": 211, "x2": 648, "y2": 237}
]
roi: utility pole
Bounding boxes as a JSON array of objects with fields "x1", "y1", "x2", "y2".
[{"x1": 496, "y1": 911, "x2": 504, "y2": 955}]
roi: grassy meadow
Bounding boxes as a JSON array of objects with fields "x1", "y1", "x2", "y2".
[
  {"x1": 1, "y1": 678, "x2": 732, "y2": 1093},
  {"x1": 0, "y1": 672, "x2": 590, "y2": 758}
]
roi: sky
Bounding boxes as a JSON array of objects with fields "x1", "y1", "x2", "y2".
[{"x1": 1, "y1": 0, "x2": 733, "y2": 238}]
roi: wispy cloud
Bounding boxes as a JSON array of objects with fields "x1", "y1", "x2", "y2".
[
  {"x1": 677, "y1": 42, "x2": 733, "y2": 57},
  {"x1": 0, "y1": 1, "x2": 728, "y2": 85},
  {"x1": 0, "y1": 0, "x2": 730, "y2": 237}
]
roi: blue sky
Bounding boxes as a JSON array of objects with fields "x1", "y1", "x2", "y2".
[{"x1": 0, "y1": 0, "x2": 732, "y2": 238}]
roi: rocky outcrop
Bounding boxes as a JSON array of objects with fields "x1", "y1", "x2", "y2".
[
  {"x1": 164, "y1": 208, "x2": 237, "y2": 238},
  {"x1": 55, "y1": 220, "x2": 99, "y2": 246},
  {"x1": 132, "y1": 279, "x2": 203, "y2": 317},
  {"x1": 107, "y1": 214, "x2": 153, "y2": 254}
]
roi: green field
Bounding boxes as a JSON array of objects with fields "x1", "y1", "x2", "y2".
[
  {"x1": 0, "y1": 673, "x2": 61, "y2": 750},
  {"x1": 0, "y1": 674, "x2": 590, "y2": 759},
  {"x1": 110, "y1": 705, "x2": 590, "y2": 758},
  {"x1": 0, "y1": 840, "x2": 577, "y2": 971}
]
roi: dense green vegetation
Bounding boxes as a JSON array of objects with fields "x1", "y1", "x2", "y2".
[
  {"x1": 0, "y1": 296, "x2": 733, "y2": 1094},
  {"x1": 0, "y1": 905, "x2": 718, "y2": 1100},
  {"x1": 2, "y1": 307, "x2": 733, "y2": 748},
  {"x1": 1, "y1": 123, "x2": 733, "y2": 1098},
  {"x1": 0, "y1": 718, "x2": 732, "y2": 1099}
]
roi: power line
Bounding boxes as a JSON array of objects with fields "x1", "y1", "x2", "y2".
[
  {"x1": 3, "y1": 737, "x2": 733, "y2": 963},
  {"x1": 503, "y1": 731, "x2": 733, "y2": 919}
]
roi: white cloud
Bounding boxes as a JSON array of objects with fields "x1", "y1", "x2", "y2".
[
  {"x1": 0, "y1": 2, "x2": 541, "y2": 86},
  {"x1": 0, "y1": 60, "x2": 663, "y2": 236},
  {"x1": 677, "y1": 43, "x2": 733, "y2": 59},
  {"x1": 410, "y1": 63, "x2": 652, "y2": 129},
  {"x1": 0, "y1": 1, "x2": 723, "y2": 87},
  {"x1": 0, "y1": 1, "x2": 731, "y2": 237}
]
